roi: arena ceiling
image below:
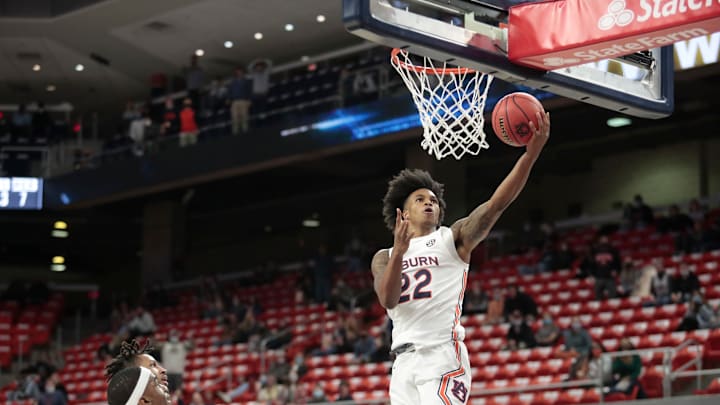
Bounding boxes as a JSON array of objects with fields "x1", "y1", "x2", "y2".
[{"x1": 0, "y1": 0, "x2": 361, "y2": 110}]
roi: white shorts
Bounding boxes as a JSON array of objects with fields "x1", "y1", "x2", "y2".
[{"x1": 390, "y1": 341, "x2": 471, "y2": 405}]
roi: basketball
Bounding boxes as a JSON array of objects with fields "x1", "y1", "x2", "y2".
[{"x1": 491, "y1": 92, "x2": 545, "y2": 147}]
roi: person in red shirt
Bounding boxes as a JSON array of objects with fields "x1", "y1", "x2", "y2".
[{"x1": 179, "y1": 98, "x2": 198, "y2": 147}]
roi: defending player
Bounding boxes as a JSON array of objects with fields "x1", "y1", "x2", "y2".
[
  {"x1": 105, "y1": 340, "x2": 169, "y2": 394},
  {"x1": 372, "y1": 112, "x2": 550, "y2": 404},
  {"x1": 107, "y1": 366, "x2": 171, "y2": 405}
]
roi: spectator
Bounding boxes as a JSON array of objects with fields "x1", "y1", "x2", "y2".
[
  {"x1": 257, "y1": 374, "x2": 287, "y2": 403},
  {"x1": 288, "y1": 352, "x2": 308, "y2": 383},
  {"x1": 127, "y1": 306, "x2": 156, "y2": 338},
  {"x1": 7, "y1": 370, "x2": 40, "y2": 401},
  {"x1": 39, "y1": 372, "x2": 67, "y2": 405},
  {"x1": 504, "y1": 285, "x2": 538, "y2": 320},
  {"x1": 535, "y1": 313, "x2": 561, "y2": 347},
  {"x1": 659, "y1": 204, "x2": 693, "y2": 234},
  {"x1": 463, "y1": 281, "x2": 489, "y2": 315},
  {"x1": 308, "y1": 382, "x2": 328, "y2": 403},
  {"x1": 687, "y1": 198, "x2": 707, "y2": 223},
  {"x1": 206, "y1": 77, "x2": 228, "y2": 116},
  {"x1": 554, "y1": 242, "x2": 575, "y2": 271},
  {"x1": 649, "y1": 259, "x2": 673, "y2": 306},
  {"x1": 179, "y1": 98, "x2": 199, "y2": 147},
  {"x1": 624, "y1": 194, "x2": 654, "y2": 229},
  {"x1": 228, "y1": 67, "x2": 253, "y2": 135},
  {"x1": 329, "y1": 279, "x2": 355, "y2": 312},
  {"x1": 336, "y1": 380, "x2": 354, "y2": 402},
  {"x1": 217, "y1": 375, "x2": 249, "y2": 404},
  {"x1": 590, "y1": 235, "x2": 621, "y2": 300},
  {"x1": 12, "y1": 103, "x2": 32, "y2": 135},
  {"x1": 312, "y1": 244, "x2": 333, "y2": 304},
  {"x1": 561, "y1": 317, "x2": 593, "y2": 358},
  {"x1": 505, "y1": 310, "x2": 537, "y2": 350},
  {"x1": 128, "y1": 111, "x2": 151, "y2": 157},
  {"x1": 617, "y1": 258, "x2": 641, "y2": 297},
  {"x1": 185, "y1": 54, "x2": 205, "y2": 108},
  {"x1": 268, "y1": 351, "x2": 291, "y2": 385},
  {"x1": 568, "y1": 342, "x2": 611, "y2": 384},
  {"x1": 248, "y1": 59, "x2": 272, "y2": 113},
  {"x1": 671, "y1": 263, "x2": 701, "y2": 303},
  {"x1": 312, "y1": 333, "x2": 337, "y2": 357},
  {"x1": 344, "y1": 231, "x2": 367, "y2": 272},
  {"x1": 265, "y1": 320, "x2": 293, "y2": 350},
  {"x1": 609, "y1": 338, "x2": 646, "y2": 398},
  {"x1": 32, "y1": 102, "x2": 52, "y2": 138},
  {"x1": 160, "y1": 330, "x2": 193, "y2": 393},
  {"x1": 485, "y1": 288, "x2": 505, "y2": 325},
  {"x1": 188, "y1": 392, "x2": 204, "y2": 405},
  {"x1": 678, "y1": 292, "x2": 720, "y2": 331},
  {"x1": 353, "y1": 330, "x2": 376, "y2": 363},
  {"x1": 159, "y1": 98, "x2": 179, "y2": 138},
  {"x1": 369, "y1": 333, "x2": 391, "y2": 363}
]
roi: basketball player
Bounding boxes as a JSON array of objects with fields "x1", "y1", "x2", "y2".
[
  {"x1": 372, "y1": 112, "x2": 550, "y2": 404},
  {"x1": 107, "y1": 366, "x2": 170, "y2": 405},
  {"x1": 105, "y1": 340, "x2": 169, "y2": 394}
]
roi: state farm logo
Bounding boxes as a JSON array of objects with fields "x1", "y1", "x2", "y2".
[{"x1": 598, "y1": 0, "x2": 635, "y2": 30}]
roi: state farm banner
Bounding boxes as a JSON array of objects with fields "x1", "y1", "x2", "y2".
[{"x1": 508, "y1": 0, "x2": 720, "y2": 70}]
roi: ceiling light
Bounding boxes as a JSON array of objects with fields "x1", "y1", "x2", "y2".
[
  {"x1": 254, "y1": 32, "x2": 263, "y2": 40},
  {"x1": 195, "y1": 49, "x2": 205, "y2": 57},
  {"x1": 46, "y1": 85, "x2": 56, "y2": 92},
  {"x1": 52, "y1": 256, "x2": 65, "y2": 264},
  {"x1": 606, "y1": 117, "x2": 632, "y2": 128},
  {"x1": 285, "y1": 23, "x2": 295, "y2": 32},
  {"x1": 301, "y1": 55, "x2": 310, "y2": 62},
  {"x1": 51, "y1": 230, "x2": 69, "y2": 238},
  {"x1": 316, "y1": 14, "x2": 326, "y2": 23},
  {"x1": 75, "y1": 64, "x2": 84, "y2": 72},
  {"x1": 54, "y1": 221, "x2": 68, "y2": 230},
  {"x1": 32, "y1": 64, "x2": 41, "y2": 72},
  {"x1": 224, "y1": 41, "x2": 233, "y2": 49},
  {"x1": 51, "y1": 264, "x2": 66, "y2": 272},
  {"x1": 302, "y1": 219, "x2": 320, "y2": 228}
]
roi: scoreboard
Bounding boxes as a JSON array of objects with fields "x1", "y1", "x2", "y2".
[{"x1": 0, "y1": 177, "x2": 43, "y2": 210}]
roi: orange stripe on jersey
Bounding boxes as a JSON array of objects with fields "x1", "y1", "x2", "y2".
[
  {"x1": 451, "y1": 270, "x2": 468, "y2": 341},
  {"x1": 437, "y1": 343, "x2": 466, "y2": 405}
]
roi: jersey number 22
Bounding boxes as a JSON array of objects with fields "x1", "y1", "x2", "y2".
[{"x1": 398, "y1": 269, "x2": 432, "y2": 304}]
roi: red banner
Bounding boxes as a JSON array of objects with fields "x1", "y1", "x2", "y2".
[{"x1": 508, "y1": 0, "x2": 720, "y2": 70}]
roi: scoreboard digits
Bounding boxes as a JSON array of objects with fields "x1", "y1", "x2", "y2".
[{"x1": 0, "y1": 177, "x2": 43, "y2": 210}]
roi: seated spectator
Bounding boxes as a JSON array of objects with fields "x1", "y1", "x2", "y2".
[
  {"x1": 671, "y1": 263, "x2": 700, "y2": 303},
  {"x1": 678, "y1": 292, "x2": 720, "y2": 331},
  {"x1": 463, "y1": 281, "x2": 489, "y2": 315},
  {"x1": 127, "y1": 307, "x2": 156, "y2": 338},
  {"x1": 485, "y1": 288, "x2": 505, "y2": 325},
  {"x1": 575, "y1": 245, "x2": 595, "y2": 279},
  {"x1": 659, "y1": 204, "x2": 693, "y2": 234},
  {"x1": 7, "y1": 370, "x2": 40, "y2": 401},
  {"x1": 506, "y1": 310, "x2": 537, "y2": 350},
  {"x1": 617, "y1": 257, "x2": 641, "y2": 298},
  {"x1": 609, "y1": 338, "x2": 646, "y2": 398},
  {"x1": 217, "y1": 375, "x2": 250, "y2": 404},
  {"x1": 312, "y1": 333, "x2": 338, "y2": 357},
  {"x1": 504, "y1": 285, "x2": 538, "y2": 321},
  {"x1": 257, "y1": 375, "x2": 287, "y2": 403},
  {"x1": 189, "y1": 392, "x2": 204, "y2": 405},
  {"x1": 624, "y1": 194, "x2": 654, "y2": 229},
  {"x1": 554, "y1": 242, "x2": 575, "y2": 271},
  {"x1": 268, "y1": 351, "x2": 291, "y2": 385},
  {"x1": 39, "y1": 372, "x2": 67, "y2": 405},
  {"x1": 353, "y1": 331, "x2": 376, "y2": 363},
  {"x1": 336, "y1": 380, "x2": 354, "y2": 402},
  {"x1": 160, "y1": 330, "x2": 194, "y2": 393},
  {"x1": 329, "y1": 279, "x2": 355, "y2": 312},
  {"x1": 265, "y1": 320, "x2": 293, "y2": 350},
  {"x1": 308, "y1": 382, "x2": 328, "y2": 403},
  {"x1": 649, "y1": 260, "x2": 673, "y2": 306},
  {"x1": 560, "y1": 317, "x2": 593, "y2": 358},
  {"x1": 568, "y1": 341, "x2": 611, "y2": 384},
  {"x1": 288, "y1": 353, "x2": 308, "y2": 383},
  {"x1": 590, "y1": 235, "x2": 621, "y2": 300},
  {"x1": 535, "y1": 313, "x2": 561, "y2": 347},
  {"x1": 369, "y1": 333, "x2": 391, "y2": 363}
]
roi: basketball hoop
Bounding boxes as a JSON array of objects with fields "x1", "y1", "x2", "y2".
[{"x1": 391, "y1": 48, "x2": 494, "y2": 160}]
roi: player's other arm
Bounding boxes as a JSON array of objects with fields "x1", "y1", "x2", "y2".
[
  {"x1": 453, "y1": 112, "x2": 550, "y2": 260},
  {"x1": 372, "y1": 209, "x2": 413, "y2": 309}
]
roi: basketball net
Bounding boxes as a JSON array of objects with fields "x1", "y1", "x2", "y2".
[{"x1": 391, "y1": 48, "x2": 494, "y2": 160}]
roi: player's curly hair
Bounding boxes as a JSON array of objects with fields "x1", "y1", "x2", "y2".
[
  {"x1": 105, "y1": 339, "x2": 154, "y2": 382},
  {"x1": 382, "y1": 168, "x2": 446, "y2": 232}
]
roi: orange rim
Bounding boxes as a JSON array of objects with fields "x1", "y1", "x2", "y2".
[{"x1": 391, "y1": 48, "x2": 476, "y2": 75}]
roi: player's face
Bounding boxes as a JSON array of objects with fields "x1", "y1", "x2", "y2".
[
  {"x1": 403, "y1": 188, "x2": 440, "y2": 227},
  {"x1": 142, "y1": 374, "x2": 171, "y2": 405},
  {"x1": 137, "y1": 354, "x2": 169, "y2": 393}
]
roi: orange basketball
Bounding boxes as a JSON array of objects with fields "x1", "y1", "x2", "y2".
[{"x1": 491, "y1": 92, "x2": 545, "y2": 147}]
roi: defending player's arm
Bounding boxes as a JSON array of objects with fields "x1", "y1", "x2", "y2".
[
  {"x1": 372, "y1": 209, "x2": 413, "y2": 309},
  {"x1": 453, "y1": 112, "x2": 551, "y2": 260}
]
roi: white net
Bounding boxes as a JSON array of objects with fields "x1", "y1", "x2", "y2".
[{"x1": 391, "y1": 49, "x2": 494, "y2": 160}]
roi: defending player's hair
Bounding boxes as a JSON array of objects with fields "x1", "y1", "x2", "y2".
[
  {"x1": 107, "y1": 366, "x2": 141, "y2": 405},
  {"x1": 382, "y1": 168, "x2": 446, "y2": 231},
  {"x1": 105, "y1": 339, "x2": 154, "y2": 382}
]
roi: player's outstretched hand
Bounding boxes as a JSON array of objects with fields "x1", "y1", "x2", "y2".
[
  {"x1": 526, "y1": 111, "x2": 550, "y2": 157},
  {"x1": 393, "y1": 208, "x2": 414, "y2": 255}
]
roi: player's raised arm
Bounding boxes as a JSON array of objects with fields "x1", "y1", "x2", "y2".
[
  {"x1": 452, "y1": 112, "x2": 551, "y2": 260},
  {"x1": 372, "y1": 208, "x2": 413, "y2": 309}
]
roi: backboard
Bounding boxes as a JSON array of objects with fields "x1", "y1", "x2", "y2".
[{"x1": 343, "y1": 0, "x2": 675, "y2": 118}]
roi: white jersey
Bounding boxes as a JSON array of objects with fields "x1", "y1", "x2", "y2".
[{"x1": 387, "y1": 226, "x2": 469, "y2": 350}]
